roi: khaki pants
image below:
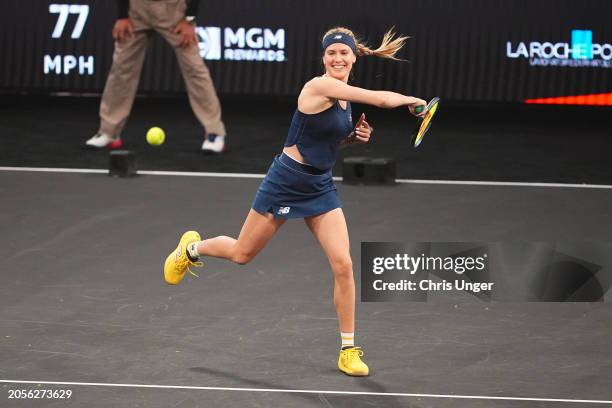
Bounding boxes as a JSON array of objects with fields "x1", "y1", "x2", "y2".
[{"x1": 99, "y1": 0, "x2": 225, "y2": 138}]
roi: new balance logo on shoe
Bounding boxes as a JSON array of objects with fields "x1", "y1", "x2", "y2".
[{"x1": 277, "y1": 206, "x2": 291, "y2": 215}]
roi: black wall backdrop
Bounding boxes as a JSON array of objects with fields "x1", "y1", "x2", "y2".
[{"x1": 1, "y1": 0, "x2": 611, "y2": 101}]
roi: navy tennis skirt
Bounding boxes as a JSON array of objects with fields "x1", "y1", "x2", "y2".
[{"x1": 252, "y1": 153, "x2": 342, "y2": 219}]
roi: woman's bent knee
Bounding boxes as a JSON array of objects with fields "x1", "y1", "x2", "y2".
[{"x1": 231, "y1": 251, "x2": 254, "y2": 265}]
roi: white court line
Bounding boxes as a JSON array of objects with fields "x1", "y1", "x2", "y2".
[
  {"x1": 0, "y1": 166, "x2": 611, "y2": 189},
  {"x1": 0, "y1": 380, "x2": 610, "y2": 404},
  {"x1": 394, "y1": 178, "x2": 612, "y2": 189},
  {"x1": 0, "y1": 167, "x2": 265, "y2": 179},
  {"x1": 138, "y1": 169, "x2": 265, "y2": 178},
  {"x1": 0, "y1": 166, "x2": 108, "y2": 174}
]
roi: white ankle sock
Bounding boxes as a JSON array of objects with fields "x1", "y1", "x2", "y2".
[
  {"x1": 341, "y1": 332, "x2": 354, "y2": 349},
  {"x1": 186, "y1": 242, "x2": 200, "y2": 260}
]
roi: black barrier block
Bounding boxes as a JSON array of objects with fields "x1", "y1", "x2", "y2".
[
  {"x1": 109, "y1": 150, "x2": 137, "y2": 178},
  {"x1": 342, "y1": 157, "x2": 396, "y2": 185}
]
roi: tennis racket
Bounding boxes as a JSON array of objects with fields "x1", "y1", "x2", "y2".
[{"x1": 411, "y1": 97, "x2": 440, "y2": 148}]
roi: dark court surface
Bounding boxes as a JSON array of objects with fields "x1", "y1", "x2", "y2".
[{"x1": 1, "y1": 170, "x2": 611, "y2": 407}]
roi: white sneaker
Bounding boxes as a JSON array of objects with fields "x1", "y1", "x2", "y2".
[
  {"x1": 85, "y1": 132, "x2": 123, "y2": 149},
  {"x1": 201, "y1": 134, "x2": 225, "y2": 154}
]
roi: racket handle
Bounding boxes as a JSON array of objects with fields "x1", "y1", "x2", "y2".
[{"x1": 415, "y1": 105, "x2": 424, "y2": 114}]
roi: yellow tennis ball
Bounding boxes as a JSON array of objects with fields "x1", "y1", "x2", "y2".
[{"x1": 146, "y1": 127, "x2": 165, "y2": 146}]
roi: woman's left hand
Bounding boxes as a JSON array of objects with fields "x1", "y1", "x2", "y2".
[{"x1": 354, "y1": 120, "x2": 372, "y2": 144}]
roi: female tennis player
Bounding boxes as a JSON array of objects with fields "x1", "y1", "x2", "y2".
[{"x1": 164, "y1": 27, "x2": 427, "y2": 376}]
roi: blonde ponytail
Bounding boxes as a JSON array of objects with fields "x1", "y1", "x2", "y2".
[{"x1": 322, "y1": 26, "x2": 409, "y2": 60}]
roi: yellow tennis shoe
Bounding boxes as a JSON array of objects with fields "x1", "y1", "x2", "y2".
[
  {"x1": 338, "y1": 346, "x2": 369, "y2": 376},
  {"x1": 164, "y1": 231, "x2": 202, "y2": 285}
]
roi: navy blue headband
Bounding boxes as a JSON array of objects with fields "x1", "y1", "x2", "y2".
[{"x1": 321, "y1": 32, "x2": 357, "y2": 54}]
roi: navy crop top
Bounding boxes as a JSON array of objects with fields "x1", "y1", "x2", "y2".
[{"x1": 284, "y1": 101, "x2": 353, "y2": 170}]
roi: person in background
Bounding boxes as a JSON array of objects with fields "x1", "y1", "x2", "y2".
[{"x1": 86, "y1": 0, "x2": 226, "y2": 153}]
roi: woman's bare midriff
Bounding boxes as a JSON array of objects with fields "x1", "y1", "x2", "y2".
[{"x1": 282, "y1": 145, "x2": 308, "y2": 165}]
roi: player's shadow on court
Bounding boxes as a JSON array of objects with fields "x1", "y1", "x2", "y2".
[{"x1": 190, "y1": 366, "x2": 418, "y2": 408}]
